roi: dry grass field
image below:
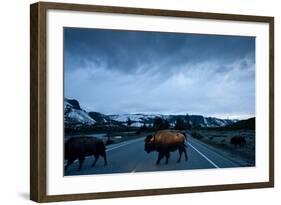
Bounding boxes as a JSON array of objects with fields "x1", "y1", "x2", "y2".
[{"x1": 190, "y1": 129, "x2": 255, "y2": 166}]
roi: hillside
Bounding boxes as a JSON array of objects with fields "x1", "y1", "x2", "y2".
[
  {"x1": 64, "y1": 98, "x2": 96, "y2": 128},
  {"x1": 221, "y1": 117, "x2": 255, "y2": 130},
  {"x1": 64, "y1": 98, "x2": 239, "y2": 131}
]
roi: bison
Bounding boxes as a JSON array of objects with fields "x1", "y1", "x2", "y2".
[
  {"x1": 144, "y1": 130, "x2": 188, "y2": 165},
  {"x1": 230, "y1": 136, "x2": 246, "y2": 148},
  {"x1": 64, "y1": 136, "x2": 107, "y2": 171}
]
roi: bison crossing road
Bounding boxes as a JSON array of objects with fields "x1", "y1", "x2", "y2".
[
  {"x1": 144, "y1": 130, "x2": 188, "y2": 165},
  {"x1": 64, "y1": 130, "x2": 240, "y2": 176},
  {"x1": 64, "y1": 136, "x2": 107, "y2": 171}
]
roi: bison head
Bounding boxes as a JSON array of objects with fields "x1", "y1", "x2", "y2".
[{"x1": 144, "y1": 135, "x2": 155, "y2": 153}]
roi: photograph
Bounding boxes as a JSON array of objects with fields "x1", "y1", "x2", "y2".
[
  {"x1": 63, "y1": 27, "x2": 256, "y2": 176},
  {"x1": 29, "y1": 2, "x2": 274, "y2": 202}
]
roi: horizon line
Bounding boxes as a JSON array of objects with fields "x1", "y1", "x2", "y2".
[
  {"x1": 65, "y1": 98, "x2": 254, "y2": 120},
  {"x1": 106, "y1": 112, "x2": 255, "y2": 120}
]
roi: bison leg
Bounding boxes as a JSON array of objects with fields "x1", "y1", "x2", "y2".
[
  {"x1": 177, "y1": 148, "x2": 183, "y2": 163},
  {"x1": 65, "y1": 158, "x2": 75, "y2": 171},
  {"x1": 165, "y1": 152, "x2": 170, "y2": 164},
  {"x1": 78, "y1": 157, "x2": 85, "y2": 171},
  {"x1": 92, "y1": 155, "x2": 99, "y2": 167},
  {"x1": 183, "y1": 147, "x2": 188, "y2": 161},
  {"x1": 156, "y1": 152, "x2": 164, "y2": 165},
  {"x1": 102, "y1": 152, "x2": 107, "y2": 166}
]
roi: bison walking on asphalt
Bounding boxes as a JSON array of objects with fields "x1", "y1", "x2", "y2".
[
  {"x1": 144, "y1": 130, "x2": 188, "y2": 165},
  {"x1": 64, "y1": 136, "x2": 107, "y2": 171}
]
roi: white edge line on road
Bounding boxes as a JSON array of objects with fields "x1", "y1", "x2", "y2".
[
  {"x1": 189, "y1": 138, "x2": 239, "y2": 167},
  {"x1": 187, "y1": 142, "x2": 220, "y2": 168}
]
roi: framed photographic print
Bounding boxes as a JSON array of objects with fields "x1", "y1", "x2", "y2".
[{"x1": 30, "y1": 1, "x2": 274, "y2": 202}]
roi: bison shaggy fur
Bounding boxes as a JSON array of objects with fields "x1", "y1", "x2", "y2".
[
  {"x1": 64, "y1": 136, "x2": 107, "y2": 171},
  {"x1": 144, "y1": 130, "x2": 188, "y2": 165}
]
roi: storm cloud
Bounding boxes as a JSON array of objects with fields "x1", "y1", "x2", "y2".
[{"x1": 64, "y1": 27, "x2": 255, "y2": 119}]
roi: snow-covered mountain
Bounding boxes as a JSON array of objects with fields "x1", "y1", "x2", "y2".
[
  {"x1": 64, "y1": 98, "x2": 238, "y2": 128},
  {"x1": 64, "y1": 98, "x2": 95, "y2": 127},
  {"x1": 108, "y1": 113, "x2": 237, "y2": 128},
  {"x1": 109, "y1": 113, "x2": 162, "y2": 127}
]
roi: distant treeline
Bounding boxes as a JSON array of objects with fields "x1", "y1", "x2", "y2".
[
  {"x1": 65, "y1": 116, "x2": 192, "y2": 134},
  {"x1": 202, "y1": 117, "x2": 255, "y2": 131},
  {"x1": 65, "y1": 116, "x2": 255, "y2": 134}
]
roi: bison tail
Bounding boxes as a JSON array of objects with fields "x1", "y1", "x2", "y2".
[{"x1": 181, "y1": 132, "x2": 187, "y2": 140}]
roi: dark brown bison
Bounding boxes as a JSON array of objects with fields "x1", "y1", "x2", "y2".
[
  {"x1": 144, "y1": 130, "x2": 188, "y2": 165},
  {"x1": 64, "y1": 136, "x2": 107, "y2": 171},
  {"x1": 230, "y1": 136, "x2": 246, "y2": 148}
]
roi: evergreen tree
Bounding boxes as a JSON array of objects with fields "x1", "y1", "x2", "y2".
[
  {"x1": 153, "y1": 117, "x2": 170, "y2": 130},
  {"x1": 175, "y1": 118, "x2": 190, "y2": 130},
  {"x1": 127, "y1": 117, "x2": 132, "y2": 127}
]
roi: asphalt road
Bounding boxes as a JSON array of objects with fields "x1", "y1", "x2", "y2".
[{"x1": 65, "y1": 134, "x2": 239, "y2": 176}]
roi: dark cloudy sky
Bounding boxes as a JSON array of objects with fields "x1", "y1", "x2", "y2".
[{"x1": 64, "y1": 27, "x2": 255, "y2": 119}]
